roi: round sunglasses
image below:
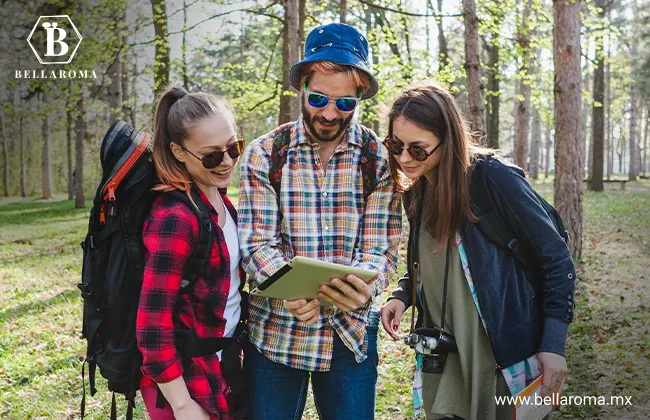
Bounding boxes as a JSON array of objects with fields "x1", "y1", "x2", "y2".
[
  {"x1": 179, "y1": 139, "x2": 245, "y2": 169},
  {"x1": 304, "y1": 83, "x2": 362, "y2": 112},
  {"x1": 383, "y1": 136, "x2": 442, "y2": 161}
]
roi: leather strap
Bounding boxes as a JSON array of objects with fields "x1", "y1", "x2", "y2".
[{"x1": 409, "y1": 186, "x2": 451, "y2": 339}]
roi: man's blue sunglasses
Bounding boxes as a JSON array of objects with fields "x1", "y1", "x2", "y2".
[{"x1": 304, "y1": 83, "x2": 362, "y2": 112}]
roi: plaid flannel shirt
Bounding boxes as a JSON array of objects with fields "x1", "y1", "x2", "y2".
[
  {"x1": 239, "y1": 116, "x2": 401, "y2": 371},
  {"x1": 136, "y1": 188, "x2": 238, "y2": 419}
]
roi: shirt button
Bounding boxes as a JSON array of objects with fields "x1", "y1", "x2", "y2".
[
  {"x1": 323, "y1": 192, "x2": 328, "y2": 197},
  {"x1": 324, "y1": 225, "x2": 330, "y2": 231}
]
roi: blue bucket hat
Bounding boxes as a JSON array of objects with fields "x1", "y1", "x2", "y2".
[{"x1": 289, "y1": 23, "x2": 379, "y2": 100}]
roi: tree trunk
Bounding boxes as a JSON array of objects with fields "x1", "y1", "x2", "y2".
[
  {"x1": 67, "y1": 106, "x2": 74, "y2": 200},
  {"x1": 279, "y1": 0, "x2": 300, "y2": 125},
  {"x1": 605, "y1": 29, "x2": 612, "y2": 180},
  {"x1": 26, "y1": 102, "x2": 35, "y2": 195},
  {"x1": 365, "y1": 9, "x2": 380, "y2": 133},
  {"x1": 108, "y1": 30, "x2": 123, "y2": 123},
  {"x1": 515, "y1": 88, "x2": 531, "y2": 170},
  {"x1": 463, "y1": 0, "x2": 486, "y2": 138},
  {"x1": 340, "y1": 0, "x2": 347, "y2": 24},
  {"x1": 539, "y1": 125, "x2": 544, "y2": 175},
  {"x1": 182, "y1": 0, "x2": 189, "y2": 90},
  {"x1": 642, "y1": 103, "x2": 650, "y2": 176},
  {"x1": 553, "y1": 0, "x2": 583, "y2": 259},
  {"x1": 512, "y1": 80, "x2": 519, "y2": 156},
  {"x1": 485, "y1": 39, "x2": 500, "y2": 148},
  {"x1": 581, "y1": 46, "x2": 590, "y2": 179},
  {"x1": 298, "y1": 0, "x2": 306, "y2": 56},
  {"x1": 20, "y1": 116, "x2": 26, "y2": 197},
  {"x1": 1, "y1": 109, "x2": 8, "y2": 197},
  {"x1": 131, "y1": 56, "x2": 138, "y2": 127},
  {"x1": 151, "y1": 0, "x2": 170, "y2": 97},
  {"x1": 426, "y1": 0, "x2": 432, "y2": 76},
  {"x1": 589, "y1": 5, "x2": 606, "y2": 191},
  {"x1": 74, "y1": 98, "x2": 85, "y2": 209},
  {"x1": 122, "y1": 54, "x2": 133, "y2": 125},
  {"x1": 618, "y1": 133, "x2": 624, "y2": 174},
  {"x1": 639, "y1": 125, "x2": 644, "y2": 176},
  {"x1": 437, "y1": 0, "x2": 449, "y2": 70},
  {"x1": 515, "y1": 0, "x2": 533, "y2": 170},
  {"x1": 398, "y1": 1, "x2": 413, "y2": 74},
  {"x1": 530, "y1": 107, "x2": 541, "y2": 179},
  {"x1": 629, "y1": 77, "x2": 638, "y2": 180},
  {"x1": 544, "y1": 127, "x2": 552, "y2": 178},
  {"x1": 41, "y1": 93, "x2": 52, "y2": 200}
]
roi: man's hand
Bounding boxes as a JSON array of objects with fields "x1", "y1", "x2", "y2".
[
  {"x1": 538, "y1": 352, "x2": 568, "y2": 398},
  {"x1": 318, "y1": 274, "x2": 376, "y2": 312},
  {"x1": 283, "y1": 298, "x2": 321, "y2": 326}
]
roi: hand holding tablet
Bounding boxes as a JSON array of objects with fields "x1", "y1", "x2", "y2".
[
  {"x1": 318, "y1": 274, "x2": 377, "y2": 312},
  {"x1": 250, "y1": 257, "x2": 378, "y2": 314}
]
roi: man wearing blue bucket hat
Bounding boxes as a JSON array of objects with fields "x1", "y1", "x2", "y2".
[{"x1": 239, "y1": 23, "x2": 401, "y2": 419}]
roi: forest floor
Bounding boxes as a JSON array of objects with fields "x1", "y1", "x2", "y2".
[{"x1": 0, "y1": 179, "x2": 648, "y2": 419}]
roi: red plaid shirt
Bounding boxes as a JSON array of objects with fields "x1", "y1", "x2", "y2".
[{"x1": 136, "y1": 188, "x2": 239, "y2": 419}]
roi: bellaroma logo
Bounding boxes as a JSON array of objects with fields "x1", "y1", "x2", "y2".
[
  {"x1": 16, "y1": 15, "x2": 96, "y2": 79},
  {"x1": 27, "y1": 15, "x2": 82, "y2": 64}
]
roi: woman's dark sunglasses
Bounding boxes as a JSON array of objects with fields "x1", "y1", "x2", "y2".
[
  {"x1": 304, "y1": 83, "x2": 362, "y2": 112},
  {"x1": 383, "y1": 136, "x2": 442, "y2": 161},
  {"x1": 180, "y1": 139, "x2": 245, "y2": 169}
]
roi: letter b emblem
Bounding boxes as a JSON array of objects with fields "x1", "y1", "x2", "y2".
[{"x1": 27, "y1": 15, "x2": 82, "y2": 65}]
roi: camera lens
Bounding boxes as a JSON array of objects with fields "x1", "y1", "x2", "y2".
[{"x1": 422, "y1": 336, "x2": 439, "y2": 350}]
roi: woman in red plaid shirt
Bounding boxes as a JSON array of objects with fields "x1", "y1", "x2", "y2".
[{"x1": 136, "y1": 86, "x2": 245, "y2": 420}]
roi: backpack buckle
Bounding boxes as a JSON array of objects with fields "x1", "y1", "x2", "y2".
[
  {"x1": 81, "y1": 235, "x2": 95, "y2": 251},
  {"x1": 235, "y1": 323, "x2": 249, "y2": 343},
  {"x1": 507, "y1": 239, "x2": 519, "y2": 252},
  {"x1": 77, "y1": 282, "x2": 92, "y2": 298}
]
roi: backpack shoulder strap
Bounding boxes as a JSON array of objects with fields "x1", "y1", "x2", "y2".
[
  {"x1": 166, "y1": 188, "x2": 214, "y2": 292},
  {"x1": 269, "y1": 124, "x2": 293, "y2": 197},
  {"x1": 269, "y1": 124, "x2": 381, "y2": 202},
  {"x1": 470, "y1": 157, "x2": 532, "y2": 269},
  {"x1": 359, "y1": 126, "x2": 381, "y2": 202}
]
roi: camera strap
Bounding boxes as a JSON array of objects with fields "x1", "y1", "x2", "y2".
[
  {"x1": 439, "y1": 246, "x2": 451, "y2": 340},
  {"x1": 409, "y1": 190, "x2": 452, "y2": 341}
]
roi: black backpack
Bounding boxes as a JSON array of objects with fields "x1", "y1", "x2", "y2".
[
  {"x1": 78, "y1": 120, "x2": 247, "y2": 419},
  {"x1": 469, "y1": 156, "x2": 570, "y2": 289}
]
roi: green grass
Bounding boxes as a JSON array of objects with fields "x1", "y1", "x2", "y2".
[{"x1": 0, "y1": 181, "x2": 648, "y2": 419}]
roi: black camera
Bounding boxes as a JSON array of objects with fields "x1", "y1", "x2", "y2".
[{"x1": 404, "y1": 327, "x2": 458, "y2": 374}]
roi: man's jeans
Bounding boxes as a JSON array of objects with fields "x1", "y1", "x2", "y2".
[{"x1": 245, "y1": 326, "x2": 379, "y2": 420}]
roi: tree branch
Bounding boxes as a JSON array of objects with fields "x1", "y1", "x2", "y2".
[
  {"x1": 130, "y1": 4, "x2": 282, "y2": 46},
  {"x1": 358, "y1": 0, "x2": 461, "y2": 18},
  {"x1": 90, "y1": 40, "x2": 127, "y2": 101},
  {"x1": 263, "y1": 28, "x2": 284, "y2": 82},
  {"x1": 168, "y1": 0, "x2": 202, "y2": 19},
  {"x1": 249, "y1": 81, "x2": 281, "y2": 111}
]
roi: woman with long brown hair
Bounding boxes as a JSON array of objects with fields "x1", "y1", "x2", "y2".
[
  {"x1": 136, "y1": 86, "x2": 246, "y2": 420},
  {"x1": 380, "y1": 82, "x2": 575, "y2": 419}
]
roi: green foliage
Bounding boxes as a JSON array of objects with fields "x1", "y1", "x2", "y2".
[{"x1": 0, "y1": 0, "x2": 648, "y2": 199}]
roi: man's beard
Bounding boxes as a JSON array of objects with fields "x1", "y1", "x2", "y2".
[{"x1": 302, "y1": 99, "x2": 355, "y2": 143}]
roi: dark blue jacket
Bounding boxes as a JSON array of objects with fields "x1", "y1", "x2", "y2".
[{"x1": 390, "y1": 156, "x2": 575, "y2": 368}]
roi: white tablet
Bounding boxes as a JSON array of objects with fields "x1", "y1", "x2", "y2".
[{"x1": 249, "y1": 256, "x2": 378, "y2": 303}]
